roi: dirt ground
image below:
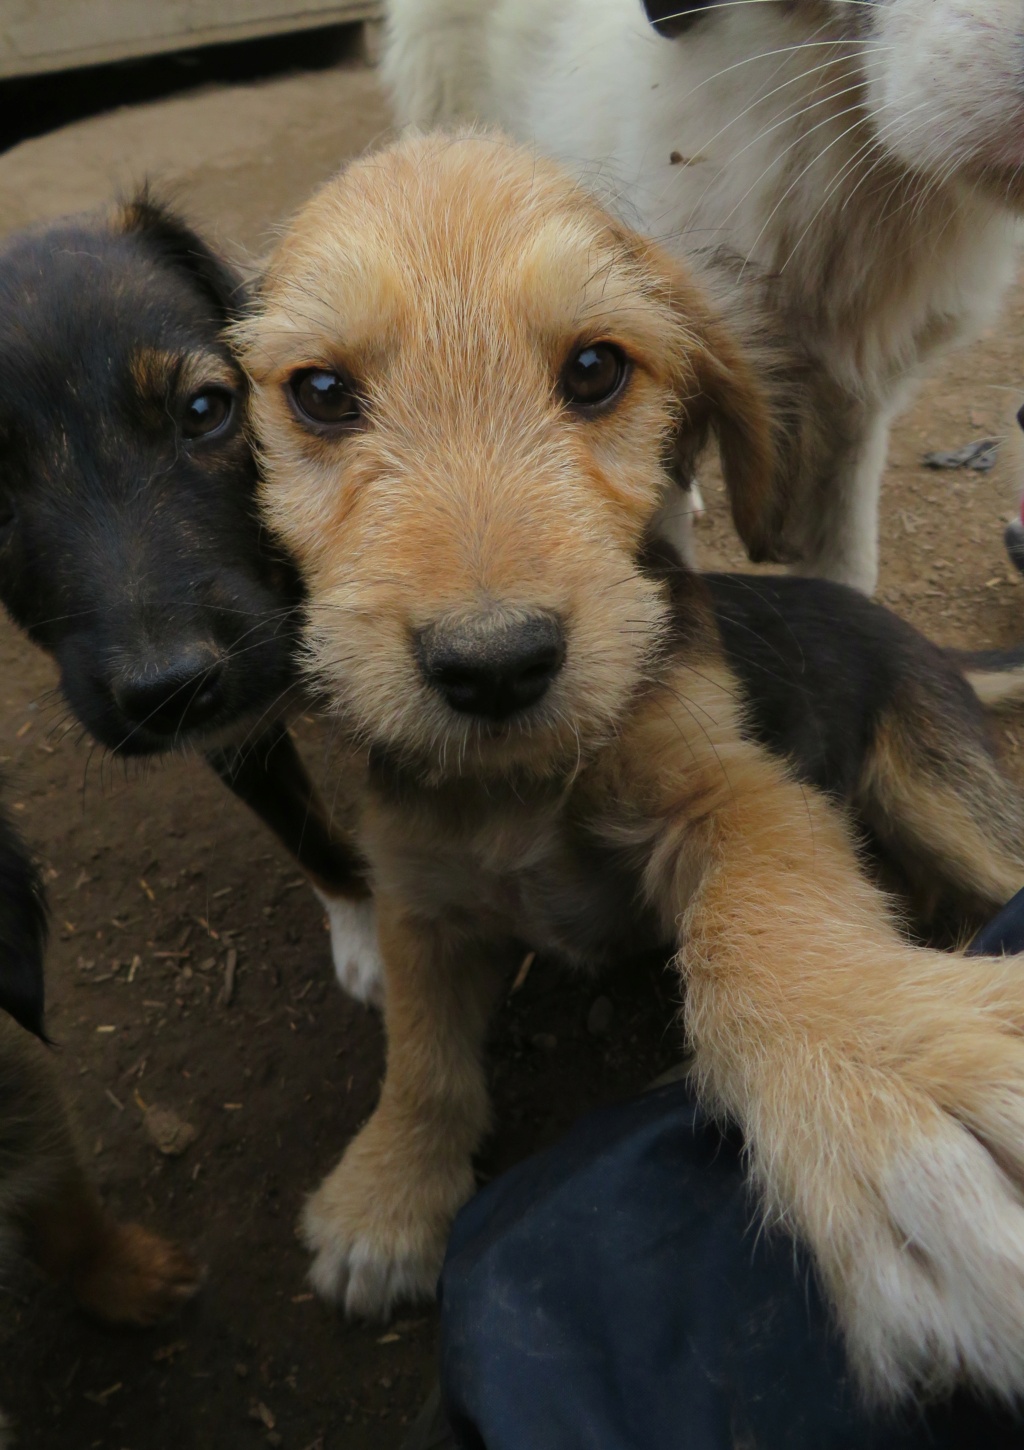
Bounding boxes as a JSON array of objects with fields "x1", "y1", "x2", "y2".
[{"x1": 1, "y1": 36, "x2": 1024, "y2": 1450}]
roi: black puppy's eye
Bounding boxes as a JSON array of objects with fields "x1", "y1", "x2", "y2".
[
  {"x1": 289, "y1": 369, "x2": 362, "y2": 428},
  {"x1": 182, "y1": 388, "x2": 235, "y2": 439},
  {"x1": 561, "y1": 343, "x2": 630, "y2": 411}
]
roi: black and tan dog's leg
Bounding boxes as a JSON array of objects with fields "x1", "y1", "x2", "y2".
[
  {"x1": 4, "y1": 1022, "x2": 201, "y2": 1325},
  {"x1": 205, "y1": 722, "x2": 381, "y2": 1004},
  {"x1": 300, "y1": 899, "x2": 514, "y2": 1315},
  {"x1": 857, "y1": 696, "x2": 1024, "y2": 918},
  {"x1": 649, "y1": 722, "x2": 1024, "y2": 1401}
]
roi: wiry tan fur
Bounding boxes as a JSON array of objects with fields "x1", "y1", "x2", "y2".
[{"x1": 241, "y1": 131, "x2": 1024, "y2": 1404}]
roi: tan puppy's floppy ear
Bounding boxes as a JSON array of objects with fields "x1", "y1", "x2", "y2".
[
  {"x1": 673, "y1": 303, "x2": 781, "y2": 565},
  {"x1": 621, "y1": 227, "x2": 782, "y2": 563}
]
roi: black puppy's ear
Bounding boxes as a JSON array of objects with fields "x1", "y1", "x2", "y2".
[
  {"x1": 118, "y1": 185, "x2": 247, "y2": 320},
  {"x1": 0, "y1": 808, "x2": 47, "y2": 1041},
  {"x1": 642, "y1": 0, "x2": 724, "y2": 38}
]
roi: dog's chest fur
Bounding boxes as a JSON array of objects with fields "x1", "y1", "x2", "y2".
[{"x1": 364, "y1": 767, "x2": 662, "y2": 967}]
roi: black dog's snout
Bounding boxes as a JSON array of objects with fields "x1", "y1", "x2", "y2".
[
  {"x1": 112, "y1": 644, "x2": 226, "y2": 736},
  {"x1": 418, "y1": 614, "x2": 566, "y2": 720}
]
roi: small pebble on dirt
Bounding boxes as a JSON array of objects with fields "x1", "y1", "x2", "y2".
[
  {"x1": 249, "y1": 1401, "x2": 276, "y2": 1430},
  {"x1": 143, "y1": 1105, "x2": 199, "y2": 1157}
]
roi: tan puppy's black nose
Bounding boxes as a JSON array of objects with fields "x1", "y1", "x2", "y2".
[{"x1": 418, "y1": 614, "x2": 565, "y2": 719}]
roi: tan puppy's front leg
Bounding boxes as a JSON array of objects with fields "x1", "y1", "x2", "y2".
[
  {"x1": 301, "y1": 898, "x2": 512, "y2": 1316},
  {"x1": 663, "y1": 754, "x2": 1024, "y2": 1402}
]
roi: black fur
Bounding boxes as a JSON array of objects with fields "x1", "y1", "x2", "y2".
[
  {"x1": 0, "y1": 802, "x2": 47, "y2": 1040},
  {"x1": 642, "y1": 0, "x2": 726, "y2": 37},
  {"x1": 0, "y1": 196, "x2": 301, "y2": 756},
  {"x1": 638, "y1": 535, "x2": 997, "y2": 802},
  {"x1": 703, "y1": 572, "x2": 989, "y2": 802},
  {"x1": 0, "y1": 196, "x2": 368, "y2": 901}
]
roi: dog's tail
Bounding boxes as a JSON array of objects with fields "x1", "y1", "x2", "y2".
[{"x1": 954, "y1": 649, "x2": 1024, "y2": 713}]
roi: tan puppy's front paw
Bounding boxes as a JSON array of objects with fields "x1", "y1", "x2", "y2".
[{"x1": 300, "y1": 1129, "x2": 474, "y2": 1317}]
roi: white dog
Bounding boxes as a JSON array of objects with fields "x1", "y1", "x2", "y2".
[{"x1": 383, "y1": 0, "x2": 1024, "y2": 592}]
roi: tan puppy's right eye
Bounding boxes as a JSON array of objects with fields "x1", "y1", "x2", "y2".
[
  {"x1": 288, "y1": 369, "x2": 362, "y2": 429},
  {"x1": 561, "y1": 342, "x2": 630, "y2": 413}
]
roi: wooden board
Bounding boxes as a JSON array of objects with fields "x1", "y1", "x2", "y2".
[{"x1": 0, "y1": 1, "x2": 381, "y2": 78}]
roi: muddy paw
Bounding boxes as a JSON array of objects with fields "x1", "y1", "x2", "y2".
[
  {"x1": 73, "y1": 1220, "x2": 204, "y2": 1327},
  {"x1": 315, "y1": 891, "x2": 384, "y2": 1008}
]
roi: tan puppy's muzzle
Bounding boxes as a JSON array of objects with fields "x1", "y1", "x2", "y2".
[{"x1": 415, "y1": 610, "x2": 566, "y2": 721}]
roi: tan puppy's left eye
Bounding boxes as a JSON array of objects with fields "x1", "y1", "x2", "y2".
[
  {"x1": 288, "y1": 369, "x2": 362, "y2": 429},
  {"x1": 561, "y1": 343, "x2": 630, "y2": 411}
]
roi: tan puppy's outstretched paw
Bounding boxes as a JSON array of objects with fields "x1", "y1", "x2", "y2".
[
  {"x1": 771, "y1": 1010, "x2": 1024, "y2": 1401},
  {"x1": 300, "y1": 1131, "x2": 474, "y2": 1317},
  {"x1": 72, "y1": 1220, "x2": 203, "y2": 1326},
  {"x1": 843, "y1": 1118, "x2": 1024, "y2": 1400}
]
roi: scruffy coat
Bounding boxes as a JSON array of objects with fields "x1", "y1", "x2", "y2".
[{"x1": 241, "y1": 132, "x2": 1024, "y2": 1404}]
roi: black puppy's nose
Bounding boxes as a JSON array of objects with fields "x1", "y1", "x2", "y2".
[
  {"x1": 418, "y1": 614, "x2": 566, "y2": 720},
  {"x1": 1017, "y1": 402, "x2": 1024, "y2": 433},
  {"x1": 112, "y1": 645, "x2": 226, "y2": 737}
]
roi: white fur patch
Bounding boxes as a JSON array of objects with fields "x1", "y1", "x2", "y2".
[
  {"x1": 313, "y1": 891, "x2": 384, "y2": 1008},
  {"x1": 844, "y1": 1123, "x2": 1024, "y2": 1400},
  {"x1": 651, "y1": 482, "x2": 703, "y2": 567}
]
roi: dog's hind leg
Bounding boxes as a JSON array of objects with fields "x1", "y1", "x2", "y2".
[
  {"x1": 786, "y1": 406, "x2": 893, "y2": 595},
  {"x1": 857, "y1": 696, "x2": 1024, "y2": 917},
  {"x1": 205, "y1": 722, "x2": 382, "y2": 1005},
  {"x1": 0, "y1": 1020, "x2": 202, "y2": 1324}
]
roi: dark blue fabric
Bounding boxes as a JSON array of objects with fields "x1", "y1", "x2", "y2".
[
  {"x1": 966, "y1": 883, "x2": 1024, "y2": 957},
  {"x1": 437, "y1": 897, "x2": 1024, "y2": 1449},
  {"x1": 440, "y1": 1083, "x2": 1024, "y2": 1448}
]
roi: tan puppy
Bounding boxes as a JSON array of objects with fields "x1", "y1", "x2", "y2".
[{"x1": 241, "y1": 131, "x2": 1024, "y2": 1404}]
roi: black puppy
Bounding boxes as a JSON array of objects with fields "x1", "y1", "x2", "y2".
[
  {"x1": 0, "y1": 798, "x2": 46, "y2": 1041},
  {"x1": 0, "y1": 196, "x2": 379, "y2": 1002},
  {"x1": 0, "y1": 798, "x2": 200, "y2": 1449}
]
